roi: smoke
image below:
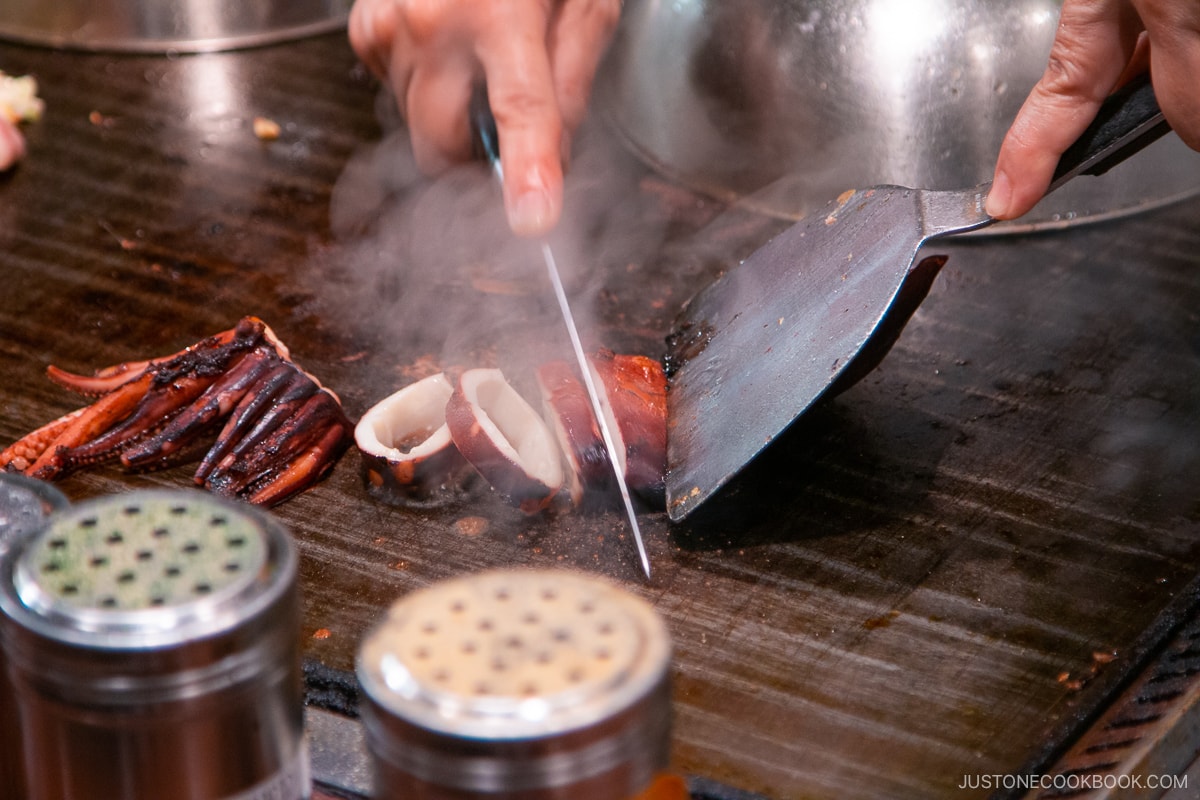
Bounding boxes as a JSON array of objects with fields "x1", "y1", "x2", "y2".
[{"x1": 314, "y1": 105, "x2": 674, "y2": 405}]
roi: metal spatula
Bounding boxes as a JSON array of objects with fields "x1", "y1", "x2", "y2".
[{"x1": 665, "y1": 74, "x2": 1171, "y2": 521}]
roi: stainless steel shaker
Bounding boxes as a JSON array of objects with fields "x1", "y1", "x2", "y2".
[
  {"x1": 0, "y1": 474, "x2": 69, "y2": 800},
  {"x1": 357, "y1": 568, "x2": 676, "y2": 799},
  {"x1": 0, "y1": 488, "x2": 308, "y2": 800}
]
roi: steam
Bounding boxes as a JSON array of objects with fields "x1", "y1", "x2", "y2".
[{"x1": 316, "y1": 108, "x2": 673, "y2": 406}]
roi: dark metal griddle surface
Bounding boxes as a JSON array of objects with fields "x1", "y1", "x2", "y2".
[{"x1": 1, "y1": 36, "x2": 1199, "y2": 800}]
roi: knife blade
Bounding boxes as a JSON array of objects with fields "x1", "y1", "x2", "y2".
[{"x1": 471, "y1": 92, "x2": 652, "y2": 578}]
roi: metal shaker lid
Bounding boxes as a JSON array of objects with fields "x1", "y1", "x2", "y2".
[
  {"x1": 358, "y1": 568, "x2": 672, "y2": 741},
  {"x1": 0, "y1": 473, "x2": 68, "y2": 555},
  {"x1": 0, "y1": 488, "x2": 296, "y2": 650}
]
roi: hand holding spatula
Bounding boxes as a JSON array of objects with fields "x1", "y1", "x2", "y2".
[{"x1": 665, "y1": 74, "x2": 1171, "y2": 522}]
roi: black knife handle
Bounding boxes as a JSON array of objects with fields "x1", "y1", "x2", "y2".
[
  {"x1": 1048, "y1": 73, "x2": 1172, "y2": 192},
  {"x1": 469, "y1": 84, "x2": 501, "y2": 166}
]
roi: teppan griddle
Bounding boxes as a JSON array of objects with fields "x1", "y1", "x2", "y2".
[{"x1": 1, "y1": 34, "x2": 1199, "y2": 800}]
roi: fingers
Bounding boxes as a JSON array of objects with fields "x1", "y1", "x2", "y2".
[
  {"x1": 405, "y1": 56, "x2": 478, "y2": 172},
  {"x1": 547, "y1": 0, "x2": 622, "y2": 136},
  {"x1": 472, "y1": 1, "x2": 565, "y2": 236},
  {"x1": 0, "y1": 118, "x2": 25, "y2": 171},
  {"x1": 352, "y1": 0, "x2": 485, "y2": 173},
  {"x1": 482, "y1": 0, "x2": 621, "y2": 235},
  {"x1": 480, "y1": 0, "x2": 622, "y2": 236},
  {"x1": 1135, "y1": 0, "x2": 1200, "y2": 150},
  {"x1": 347, "y1": 0, "x2": 623, "y2": 236},
  {"x1": 1113, "y1": 30, "x2": 1152, "y2": 87},
  {"x1": 348, "y1": 0, "x2": 398, "y2": 81},
  {"x1": 986, "y1": 0, "x2": 1143, "y2": 220}
]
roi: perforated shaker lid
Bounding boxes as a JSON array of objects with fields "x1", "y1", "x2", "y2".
[
  {"x1": 357, "y1": 568, "x2": 672, "y2": 741},
  {"x1": 4, "y1": 489, "x2": 294, "y2": 649}
]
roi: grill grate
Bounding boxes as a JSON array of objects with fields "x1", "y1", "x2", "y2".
[{"x1": 1024, "y1": 612, "x2": 1200, "y2": 799}]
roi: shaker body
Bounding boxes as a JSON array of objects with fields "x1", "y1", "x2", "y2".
[
  {"x1": 0, "y1": 474, "x2": 69, "y2": 800},
  {"x1": 0, "y1": 489, "x2": 309, "y2": 800},
  {"x1": 358, "y1": 568, "x2": 677, "y2": 800}
]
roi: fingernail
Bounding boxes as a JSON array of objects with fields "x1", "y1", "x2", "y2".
[
  {"x1": 984, "y1": 170, "x2": 1011, "y2": 218},
  {"x1": 509, "y1": 189, "x2": 553, "y2": 237}
]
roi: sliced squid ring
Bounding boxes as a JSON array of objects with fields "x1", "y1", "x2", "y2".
[
  {"x1": 444, "y1": 368, "x2": 563, "y2": 514},
  {"x1": 355, "y1": 372, "x2": 474, "y2": 507}
]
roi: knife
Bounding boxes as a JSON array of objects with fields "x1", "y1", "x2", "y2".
[{"x1": 470, "y1": 90, "x2": 652, "y2": 578}]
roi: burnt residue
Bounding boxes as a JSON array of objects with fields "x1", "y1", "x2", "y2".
[
  {"x1": 302, "y1": 658, "x2": 359, "y2": 719},
  {"x1": 664, "y1": 319, "x2": 716, "y2": 378}
]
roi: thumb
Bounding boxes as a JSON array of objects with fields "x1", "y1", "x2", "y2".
[{"x1": 1137, "y1": 4, "x2": 1200, "y2": 152}]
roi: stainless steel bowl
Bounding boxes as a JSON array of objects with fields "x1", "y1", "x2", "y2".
[
  {"x1": 0, "y1": 0, "x2": 351, "y2": 53},
  {"x1": 596, "y1": 0, "x2": 1200, "y2": 232}
]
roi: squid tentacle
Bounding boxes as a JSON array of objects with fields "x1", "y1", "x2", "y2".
[
  {"x1": 247, "y1": 420, "x2": 353, "y2": 507},
  {"x1": 3, "y1": 316, "x2": 350, "y2": 507},
  {"x1": 207, "y1": 390, "x2": 350, "y2": 497},
  {"x1": 121, "y1": 347, "x2": 281, "y2": 470},
  {"x1": 45, "y1": 322, "x2": 255, "y2": 397},
  {"x1": 60, "y1": 364, "x2": 241, "y2": 470},
  {"x1": 224, "y1": 375, "x2": 319, "y2": 457},
  {"x1": 24, "y1": 372, "x2": 156, "y2": 479},
  {"x1": 192, "y1": 362, "x2": 305, "y2": 484},
  {"x1": 0, "y1": 407, "x2": 89, "y2": 473},
  {"x1": 47, "y1": 360, "x2": 154, "y2": 396},
  {"x1": 205, "y1": 372, "x2": 320, "y2": 476}
]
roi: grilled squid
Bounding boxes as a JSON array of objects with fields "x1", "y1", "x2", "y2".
[
  {"x1": 0, "y1": 317, "x2": 353, "y2": 507},
  {"x1": 536, "y1": 360, "x2": 610, "y2": 507},
  {"x1": 445, "y1": 368, "x2": 564, "y2": 514},
  {"x1": 586, "y1": 350, "x2": 668, "y2": 502},
  {"x1": 355, "y1": 352, "x2": 667, "y2": 514},
  {"x1": 354, "y1": 373, "x2": 474, "y2": 507}
]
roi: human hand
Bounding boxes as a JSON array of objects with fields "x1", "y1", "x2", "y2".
[
  {"x1": 0, "y1": 116, "x2": 25, "y2": 171},
  {"x1": 349, "y1": 0, "x2": 622, "y2": 237},
  {"x1": 986, "y1": 0, "x2": 1200, "y2": 220}
]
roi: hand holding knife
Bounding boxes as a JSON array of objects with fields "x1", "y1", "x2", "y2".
[{"x1": 471, "y1": 88, "x2": 652, "y2": 579}]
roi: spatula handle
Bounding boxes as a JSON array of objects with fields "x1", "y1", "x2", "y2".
[{"x1": 1048, "y1": 73, "x2": 1171, "y2": 193}]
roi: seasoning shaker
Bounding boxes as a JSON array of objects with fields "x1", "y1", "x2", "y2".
[
  {"x1": 0, "y1": 488, "x2": 309, "y2": 800},
  {"x1": 0, "y1": 474, "x2": 69, "y2": 800},
  {"x1": 357, "y1": 568, "x2": 687, "y2": 800}
]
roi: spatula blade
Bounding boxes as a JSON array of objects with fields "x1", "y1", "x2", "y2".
[
  {"x1": 665, "y1": 74, "x2": 1170, "y2": 521},
  {"x1": 665, "y1": 186, "x2": 929, "y2": 521}
]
